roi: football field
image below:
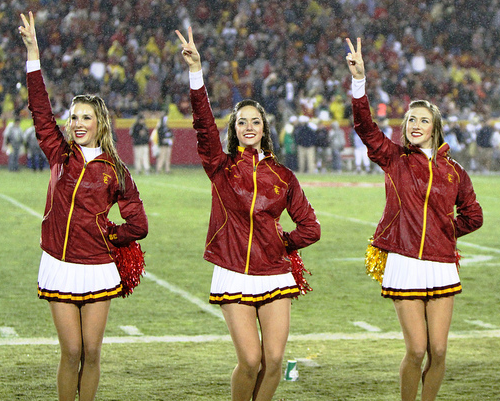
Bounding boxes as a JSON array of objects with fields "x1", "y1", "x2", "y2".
[{"x1": 0, "y1": 167, "x2": 499, "y2": 400}]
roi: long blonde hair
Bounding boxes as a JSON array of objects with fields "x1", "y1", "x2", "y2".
[
  {"x1": 65, "y1": 95, "x2": 127, "y2": 191},
  {"x1": 401, "y1": 100, "x2": 444, "y2": 164}
]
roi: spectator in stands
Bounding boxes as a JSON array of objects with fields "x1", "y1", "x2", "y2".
[{"x1": 2, "y1": 0, "x2": 500, "y2": 164}]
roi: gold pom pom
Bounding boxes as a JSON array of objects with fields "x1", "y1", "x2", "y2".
[{"x1": 365, "y1": 238, "x2": 387, "y2": 285}]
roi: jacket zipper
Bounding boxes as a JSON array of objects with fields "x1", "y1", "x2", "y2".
[
  {"x1": 244, "y1": 155, "x2": 259, "y2": 274},
  {"x1": 419, "y1": 159, "x2": 433, "y2": 259},
  {"x1": 62, "y1": 162, "x2": 87, "y2": 261}
]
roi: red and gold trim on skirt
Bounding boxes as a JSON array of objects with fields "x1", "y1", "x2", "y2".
[
  {"x1": 38, "y1": 283, "x2": 123, "y2": 304},
  {"x1": 382, "y1": 282, "x2": 462, "y2": 300},
  {"x1": 209, "y1": 265, "x2": 300, "y2": 307},
  {"x1": 210, "y1": 286, "x2": 300, "y2": 307}
]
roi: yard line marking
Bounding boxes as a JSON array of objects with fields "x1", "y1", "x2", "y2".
[
  {"x1": 457, "y1": 241, "x2": 500, "y2": 254},
  {"x1": 316, "y1": 210, "x2": 378, "y2": 228},
  {"x1": 0, "y1": 193, "x2": 43, "y2": 219},
  {"x1": 119, "y1": 325, "x2": 144, "y2": 336},
  {"x1": 464, "y1": 320, "x2": 497, "y2": 329},
  {"x1": 2, "y1": 330, "x2": 500, "y2": 345},
  {"x1": 460, "y1": 254, "x2": 493, "y2": 266},
  {"x1": 148, "y1": 181, "x2": 211, "y2": 194},
  {"x1": 0, "y1": 327, "x2": 18, "y2": 337},
  {"x1": 352, "y1": 321, "x2": 381, "y2": 332},
  {"x1": 144, "y1": 272, "x2": 224, "y2": 321}
]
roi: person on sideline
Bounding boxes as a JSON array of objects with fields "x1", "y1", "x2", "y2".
[
  {"x1": 346, "y1": 37, "x2": 482, "y2": 401},
  {"x1": 151, "y1": 111, "x2": 174, "y2": 174},
  {"x1": 176, "y1": 28, "x2": 320, "y2": 401},
  {"x1": 19, "y1": 12, "x2": 148, "y2": 401},
  {"x1": 24, "y1": 123, "x2": 46, "y2": 171},
  {"x1": 129, "y1": 112, "x2": 151, "y2": 174},
  {"x1": 2, "y1": 115, "x2": 24, "y2": 171}
]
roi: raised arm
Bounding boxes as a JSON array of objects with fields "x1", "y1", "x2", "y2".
[
  {"x1": 175, "y1": 27, "x2": 225, "y2": 178},
  {"x1": 346, "y1": 37, "x2": 397, "y2": 168},
  {"x1": 19, "y1": 12, "x2": 39, "y2": 61}
]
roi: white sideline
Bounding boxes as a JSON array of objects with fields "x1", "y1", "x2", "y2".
[
  {"x1": 2, "y1": 330, "x2": 500, "y2": 346},
  {"x1": 144, "y1": 272, "x2": 224, "y2": 321}
]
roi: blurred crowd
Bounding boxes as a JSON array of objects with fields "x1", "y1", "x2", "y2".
[{"x1": 2, "y1": 0, "x2": 500, "y2": 172}]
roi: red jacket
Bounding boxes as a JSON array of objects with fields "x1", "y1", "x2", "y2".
[
  {"x1": 191, "y1": 86, "x2": 320, "y2": 275},
  {"x1": 353, "y1": 95, "x2": 482, "y2": 263},
  {"x1": 28, "y1": 70, "x2": 148, "y2": 264}
]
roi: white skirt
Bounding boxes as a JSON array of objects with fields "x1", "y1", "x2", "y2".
[
  {"x1": 38, "y1": 251, "x2": 123, "y2": 304},
  {"x1": 381, "y1": 253, "x2": 461, "y2": 300},
  {"x1": 209, "y1": 265, "x2": 300, "y2": 306}
]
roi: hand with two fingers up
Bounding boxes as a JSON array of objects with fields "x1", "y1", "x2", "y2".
[
  {"x1": 18, "y1": 11, "x2": 39, "y2": 61},
  {"x1": 175, "y1": 27, "x2": 202, "y2": 73},
  {"x1": 345, "y1": 37, "x2": 365, "y2": 80}
]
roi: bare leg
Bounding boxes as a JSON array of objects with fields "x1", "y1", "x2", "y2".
[
  {"x1": 49, "y1": 302, "x2": 83, "y2": 401},
  {"x1": 221, "y1": 303, "x2": 261, "y2": 401},
  {"x1": 394, "y1": 299, "x2": 428, "y2": 401},
  {"x1": 253, "y1": 298, "x2": 291, "y2": 401},
  {"x1": 78, "y1": 300, "x2": 111, "y2": 401},
  {"x1": 421, "y1": 297, "x2": 454, "y2": 401}
]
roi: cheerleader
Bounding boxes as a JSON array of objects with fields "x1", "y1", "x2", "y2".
[
  {"x1": 19, "y1": 12, "x2": 148, "y2": 401},
  {"x1": 346, "y1": 37, "x2": 482, "y2": 401},
  {"x1": 176, "y1": 28, "x2": 320, "y2": 401}
]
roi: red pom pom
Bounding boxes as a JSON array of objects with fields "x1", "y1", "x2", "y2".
[
  {"x1": 112, "y1": 241, "x2": 145, "y2": 297},
  {"x1": 455, "y1": 249, "x2": 462, "y2": 271},
  {"x1": 288, "y1": 250, "x2": 312, "y2": 297},
  {"x1": 107, "y1": 221, "x2": 145, "y2": 297}
]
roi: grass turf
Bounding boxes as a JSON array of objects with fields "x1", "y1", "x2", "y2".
[{"x1": 0, "y1": 167, "x2": 499, "y2": 400}]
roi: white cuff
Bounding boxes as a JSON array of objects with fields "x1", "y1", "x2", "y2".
[
  {"x1": 189, "y1": 70, "x2": 204, "y2": 90},
  {"x1": 27, "y1": 60, "x2": 41, "y2": 73},
  {"x1": 352, "y1": 77, "x2": 366, "y2": 99}
]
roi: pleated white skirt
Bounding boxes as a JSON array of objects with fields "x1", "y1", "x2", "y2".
[
  {"x1": 381, "y1": 252, "x2": 461, "y2": 300},
  {"x1": 209, "y1": 265, "x2": 300, "y2": 306},
  {"x1": 38, "y1": 251, "x2": 123, "y2": 304}
]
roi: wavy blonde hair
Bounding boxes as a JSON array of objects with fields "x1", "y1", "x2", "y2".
[{"x1": 65, "y1": 95, "x2": 127, "y2": 191}]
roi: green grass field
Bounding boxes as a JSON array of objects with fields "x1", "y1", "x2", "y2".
[{"x1": 0, "y1": 167, "x2": 499, "y2": 400}]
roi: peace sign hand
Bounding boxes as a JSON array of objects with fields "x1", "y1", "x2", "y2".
[
  {"x1": 346, "y1": 37, "x2": 365, "y2": 80},
  {"x1": 175, "y1": 27, "x2": 202, "y2": 73},
  {"x1": 19, "y1": 11, "x2": 40, "y2": 61}
]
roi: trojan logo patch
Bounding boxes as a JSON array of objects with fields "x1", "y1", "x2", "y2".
[{"x1": 103, "y1": 173, "x2": 111, "y2": 184}]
